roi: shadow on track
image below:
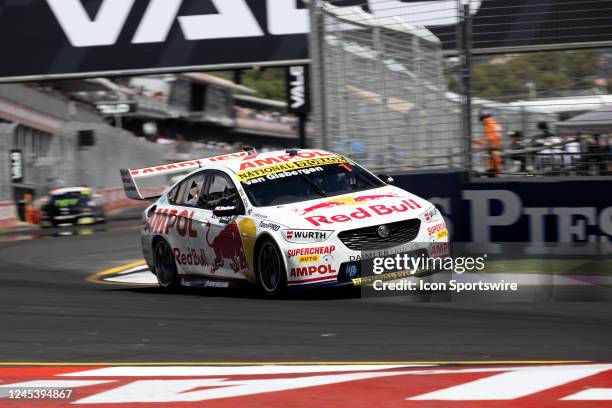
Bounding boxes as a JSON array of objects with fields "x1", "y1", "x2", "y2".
[{"x1": 102, "y1": 284, "x2": 362, "y2": 301}]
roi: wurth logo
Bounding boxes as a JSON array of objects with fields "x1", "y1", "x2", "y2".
[{"x1": 0, "y1": 364, "x2": 610, "y2": 406}]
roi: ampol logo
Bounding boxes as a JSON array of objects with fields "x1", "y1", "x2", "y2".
[{"x1": 146, "y1": 209, "x2": 197, "y2": 238}]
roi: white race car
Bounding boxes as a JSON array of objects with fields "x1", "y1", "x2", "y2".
[{"x1": 120, "y1": 148, "x2": 448, "y2": 296}]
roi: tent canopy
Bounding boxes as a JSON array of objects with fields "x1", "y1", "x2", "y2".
[{"x1": 556, "y1": 105, "x2": 612, "y2": 135}]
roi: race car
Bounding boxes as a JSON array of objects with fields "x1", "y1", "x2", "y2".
[
  {"x1": 40, "y1": 187, "x2": 106, "y2": 227},
  {"x1": 120, "y1": 148, "x2": 448, "y2": 296}
]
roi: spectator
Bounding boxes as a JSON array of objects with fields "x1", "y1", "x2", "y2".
[
  {"x1": 533, "y1": 122, "x2": 563, "y2": 174},
  {"x1": 508, "y1": 131, "x2": 527, "y2": 173},
  {"x1": 581, "y1": 134, "x2": 607, "y2": 175},
  {"x1": 564, "y1": 132, "x2": 582, "y2": 170},
  {"x1": 475, "y1": 110, "x2": 503, "y2": 177}
]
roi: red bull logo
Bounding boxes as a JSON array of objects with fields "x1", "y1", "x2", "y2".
[
  {"x1": 305, "y1": 200, "x2": 422, "y2": 226},
  {"x1": 300, "y1": 194, "x2": 399, "y2": 215},
  {"x1": 173, "y1": 247, "x2": 208, "y2": 266},
  {"x1": 205, "y1": 222, "x2": 248, "y2": 273}
]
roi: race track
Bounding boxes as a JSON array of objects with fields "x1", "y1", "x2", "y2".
[{"x1": 0, "y1": 210, "x2": 611, "y2": 364}]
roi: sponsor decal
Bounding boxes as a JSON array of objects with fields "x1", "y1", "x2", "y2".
[
  {"x1": 173, "y1": 248, "x2": 208, "y2": 267},
  {"x1": 430, "y1": 242, "x2": 450, "y2": 258},
  {"x1": 242, "y1": 167, "x2": 324, "y2": 186},
  {"x1": 297, "y1": 254, "x2": 320, "y2": 263},
  {"x1": 204, "y1": 221, "x2": 248, "y2": 274},
  {"x1": 290, "y1": 264, "x2": 337, "y2": 277},
  {"x1": 9, "y1": 149, "x2": 23, "y2": 183},
  {"x1": 239, "y1": 151, "x2": 333, "y2": 171},
  {"x1": 239, "y1": 218, "x2": 258, "y2": 282},
  {"x1": 427, "y1": 223, "x2": 446, "y2": 237},
  {"x1": 130, "y1": 153, "x2": 249, "y2": 177},
  {"x1": 259, "y1": 221, "x2": 281, "y2": 231},
  {"x1": 437, "y1": 229, "x2": 448, "y2": 240},
  {"x1": 54, "y1": 198, "x2": 80, "y2": 208},
  {"x1": 145, "y1": 209, "x2": 197, "y2": 237},
  {"x1": 423, "y1": 206, "x2": 438, "y2": 223},
  {"x1": 131, "y1": 160, "x2": 204, "y2": 177},
  {"x1": 300, "y1": 194, "x2": 400, "y2": 215},
  {"x1": 238, "y1": 157, "x2": 348, "y2": 181},
  {"x1": 305, "y1": 200, "x2": 422, "y2": 227},
  {"x1": 283, "y1": 230, "x2": 332, "y2": 243},
  {"x1": 203, "y1": 280, "x2": 230, "y2": 288},
  {"x1": 286, "y1": 65, "x2": 309, "y2": 114},
  {"x1": 288, "y1": 245, "x2": 336, "y2": 257}
]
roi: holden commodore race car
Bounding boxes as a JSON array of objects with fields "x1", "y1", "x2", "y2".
[
  {"x1": 120, "y1": 148, "x2": 448, "y2": 296},
  {"x1": 40, "y1": 187, "x2": 106, "y2": 227}
]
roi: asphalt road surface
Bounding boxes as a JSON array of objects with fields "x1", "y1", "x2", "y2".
[{"x1": 0, "y1": 209, "x2": 610, "y2": 363}]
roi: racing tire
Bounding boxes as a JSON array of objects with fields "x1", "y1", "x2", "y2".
[
  {"x1": 154, "y1": 239, "x2": 180, "y2": 291},
  {"x1": 256, "y1": 238, "x2": 287, "y2": 298}
]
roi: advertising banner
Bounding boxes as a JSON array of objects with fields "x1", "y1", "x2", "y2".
[
  {"x1": 393, "y1": 171, "x2": 612, "y2": 243},
  {"x1": 0, "y1": 1, "x2": 610, "y2": 81}
]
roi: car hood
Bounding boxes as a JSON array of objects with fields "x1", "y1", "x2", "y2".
[{"x1": 251, "y1": 186, "x2": 430, "y2": 231}]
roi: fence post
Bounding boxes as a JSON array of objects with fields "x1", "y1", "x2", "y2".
[
  {"x1": 458, "y1": 0, "x2": 474, "y2": 175},
  {"x1": 310, "y1": 0, "x2": 328, "y2": 150}
]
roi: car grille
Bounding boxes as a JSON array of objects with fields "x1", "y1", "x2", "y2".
[{"x1": 338, "y1": 219, "x2": 421, "y2": 250}]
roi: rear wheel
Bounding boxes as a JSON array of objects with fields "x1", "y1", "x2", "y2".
[
  {"x1": 154, "y1": 239, "x2": 180, "y2": 291},
  {"x1": 256, "y1": 239, "x2": 287, "y2": 297}
]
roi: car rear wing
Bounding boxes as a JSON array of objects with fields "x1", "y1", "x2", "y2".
[{"x1": 119, "y1": 148, "x2": 257, "y2": 201}]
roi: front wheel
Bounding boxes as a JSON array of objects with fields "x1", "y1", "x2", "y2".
[
  {"x1": 154, "y1": 239, "x2": 180, "y2": 291},
  {"x1": 256, "y1": 239, "x2": 287, "y2": 298}
]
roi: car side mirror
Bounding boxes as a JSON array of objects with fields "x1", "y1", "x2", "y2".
[
  {"x1": 213, "y1": 205, "x2": 240, "y2": 217},
  {"x1": 378, "y1": 174, "x2": 395, "y2": 184}
]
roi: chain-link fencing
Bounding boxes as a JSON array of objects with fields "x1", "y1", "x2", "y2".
[{"x1": 309, "y1": 0, "x2": 612, "y2": 177}]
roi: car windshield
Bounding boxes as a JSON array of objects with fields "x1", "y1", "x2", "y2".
[
  {"x1": 241, "y1": 161, "x2": 385, "y2": 207},
  {"x1": 52, "y1": 191, "x2": 89, "y2": 208}
]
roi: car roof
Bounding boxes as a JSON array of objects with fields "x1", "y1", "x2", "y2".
[{"x1": 50, "y1": 187, "x2": 92, "y2": 195}]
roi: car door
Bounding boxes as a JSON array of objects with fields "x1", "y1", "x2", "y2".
[
  {"x1": 165, "y1": 171, "x2": 208, "y2": 276},
  {"x1": 194, "y1": 171, "x2": 250, "y2": 279}
]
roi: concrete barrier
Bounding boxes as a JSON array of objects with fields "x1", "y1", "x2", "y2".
[{"x1": 0, "y1": 202, "x2": 18, "y2": 230}]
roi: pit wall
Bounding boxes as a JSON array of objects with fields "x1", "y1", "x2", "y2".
[{"x1": 393, "y1": 171, "x2": 612, "y2": 243}]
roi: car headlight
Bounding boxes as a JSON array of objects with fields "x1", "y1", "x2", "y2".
[{"x1": 281, "y1": 229, "x2": 334, "y2": 243}]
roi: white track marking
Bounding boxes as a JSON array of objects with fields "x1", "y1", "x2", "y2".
[
  {"x1": 62, "y1": 364, "x2": 423, "y2": 377},
  {"x1": 74, "y1": 370, "x2": 426, "y2": 404},
  {"x1": 409, "y1": 364, "x2": 612, "y2": 400},
  {"x1": 562, "y1": 388, "x2": 612, "y2": 400},
  {"x1": 104, "y1": 272, "x2": 157, "y2": 284}
]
